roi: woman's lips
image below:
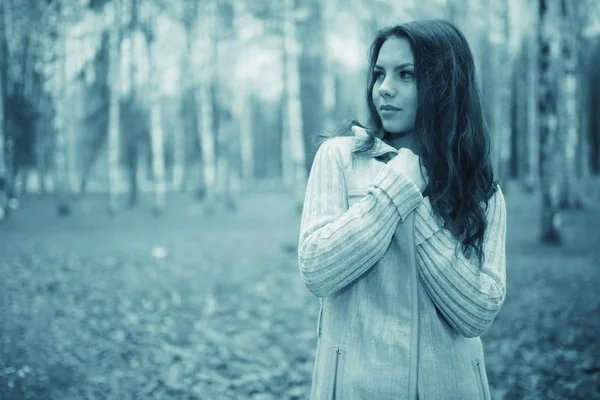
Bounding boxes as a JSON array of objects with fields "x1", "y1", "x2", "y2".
[{"x1": 380, "y1": 104, "x2": 401, "y2": 116}]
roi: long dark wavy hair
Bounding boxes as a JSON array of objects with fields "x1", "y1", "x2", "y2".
[{"x1": 338, "y1": 20, "x2": 497, "y2": 267}]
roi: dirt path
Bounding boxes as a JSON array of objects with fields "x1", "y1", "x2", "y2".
[{"x1": 1, "y1": 191, "x2": 302, "y2": 292}]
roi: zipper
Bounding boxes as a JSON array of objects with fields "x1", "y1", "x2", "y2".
[
  {"x1": 328, "y1": 347, "x2": 345, "y2": 399},
  {"x1": 408, "y1": 216, "x2": 420, "y2": 400},
  {"x1": 317, "y1": 299, "x2": 323, "y2": 336},
  {"x1": 472, "y1": 359, "x2": 490, "y2": 400}
]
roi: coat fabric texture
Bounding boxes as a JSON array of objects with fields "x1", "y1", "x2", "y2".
[{"x1": 298, "y1": 126, "x2": 507, "y2": 400}]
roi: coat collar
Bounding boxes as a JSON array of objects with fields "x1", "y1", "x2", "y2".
[{"x1": 351, "y1": 125, "x2": 398, "y2": 158}]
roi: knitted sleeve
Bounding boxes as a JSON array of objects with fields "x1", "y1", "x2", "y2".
[
  {"x1": 414, "y1": 188, "x2": 507, "y2": 338},
  {"x1": 298, "y1": 138, "x2": 423, "y2": 298}
]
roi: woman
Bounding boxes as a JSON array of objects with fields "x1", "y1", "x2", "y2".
[{"x1": 298, "y1": 19, "x2": 506, "y2": 400}]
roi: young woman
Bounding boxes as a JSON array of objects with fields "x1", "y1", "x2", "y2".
[{"x1": 298, "y1": 19, "x2": 506, "y2": 400}]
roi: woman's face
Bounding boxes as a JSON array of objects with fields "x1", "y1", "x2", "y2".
[{"x1": 371, "y1": 36, "x2": 417, "y2": 136}]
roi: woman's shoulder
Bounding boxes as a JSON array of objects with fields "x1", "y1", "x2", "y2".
[
  {"x1": 315, "y1": 136, "x2": 354, "y2": 169},
  {"x1": 490, "y1": 184, "x2": 506, "y2": 206},
  {"x1": 313, "y1": 121, "x2": 374, "y2": 168},
  {"x1": 319, "y1": 134, "x2": 354, "y2": 149},
  {"x1": 482, "y1": 183, "x2": 507, "y2": 222},
  {"x1": 315, "y1": 123, "x2": 360, "y2": 151},
  {"x1": 318, "y1": 123, "x2": 371, "y2": 149}
]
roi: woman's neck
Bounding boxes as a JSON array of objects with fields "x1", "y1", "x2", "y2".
[{"x1": 384, "y1": 131, "x2": 419, "y2": 155}]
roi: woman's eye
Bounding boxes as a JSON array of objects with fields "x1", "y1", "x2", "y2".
[
  {"x1": 373, "y1": 70, "x2": 384, "y2": 80},
  {"x1": 399, "y1": 70, "x2": 414, "y2": 79}
]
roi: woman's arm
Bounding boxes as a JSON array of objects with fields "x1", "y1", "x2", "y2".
[
  {"x1": 414, "y1": 188, "x2": 507, "y2": 338},
  {"x1": 298, "y1": 138, "x2": 423, "y2": 298}
]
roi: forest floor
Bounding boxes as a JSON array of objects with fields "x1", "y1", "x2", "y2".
[{"x1": 0, "y1": 184, "x2": 599, "y2": 400}]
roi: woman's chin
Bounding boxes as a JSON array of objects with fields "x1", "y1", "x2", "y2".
[
  {"x1": 381, "y1": 122, "x2": 404, "y2": 134},
  {"x1": 383, "y1": 127, "x2": 413, "y2": 140}
]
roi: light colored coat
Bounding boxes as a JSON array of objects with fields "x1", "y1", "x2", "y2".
[{"x1": 298, "y1": 127, "x2": 507, "y2": 399}]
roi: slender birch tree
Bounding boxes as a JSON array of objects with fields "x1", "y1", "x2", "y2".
[
  {"x1": 590, "y1": 40, "x2": 600, "y2": 174},
  {"x1": 282, "y1": 0, "x2": 306, "y2": 203},
  {"x1": 66, "y1": 40, "x2": 79, "y2": 196},
  {"x1": 0, "y1": 2, "x2": 6, "y2": 219},
  {"x1": 524, "y1": 1, "x2": 540, "y2": 192},
  {"x1": 488, "y1": 0, "x2": 512, "y2": 187},
  {"x1": 168, "y1": 4, "x2": 185, "y2": 193},
  {"x1": 197, "y1": 0, "x2": 217, "y2": 212},
  {"x1": 558, "y1": 0, "x2": 581, "y2": 209},
  {"x1": 171, "y1": 104, "x2": 186, "y2": 192},
  {"x1": 213, "y1": 2, "x2": 240, "y2": 211},
  {"x1": 53, "y1": 1, "x2": 71, "y2": 216},
  {"x1": 125, "y1": 0, "x2": 140, "y2": 207},
  {"x1": 108, "y1": 0, "x2": 121, "y2": 214},
  {"x1": 146, "y1": 16, "x2": 166, "y2": 215},
  {"x1": 233, "y1": 0, "x2": 254, "y2": 190},
  {"x1": 577, "y1": 5, "x2": 595, "y2": 180},
  {"x1": 322, "y1": 0, "x2": 336, "y2": 136},
  {"x1": 538, "y1": 0, "x2": 562, "y2": 243},
  {"x1": 297, "y1": 0, "x2": 324, "y2": 175},
  {"x1": 180, "y1": 0, "x2": 198, "y2": 193}
]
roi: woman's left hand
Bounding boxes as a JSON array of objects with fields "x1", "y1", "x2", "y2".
[{"x1": 387, "y1": 148, "x2": 429, "y2": 193}]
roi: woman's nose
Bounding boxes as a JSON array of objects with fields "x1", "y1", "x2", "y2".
[{"x1": 378, "y1": 77, "x2": 395, "y2": 97}]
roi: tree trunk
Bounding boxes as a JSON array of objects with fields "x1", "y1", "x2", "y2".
[
  {"x1": 282, "y1": 0, "x2": 306, "y2": 204},
  {"x1": 558, "y1": 0, "x2": 579, "y2": 209},
  {"x1": 0, "y1": 2, "x2": 6, "y2": 219},
  {"x1": 171, "y1": 109, "x2": 185, "y2": 192},
  {"x1": 488, "y1": 0, "x2": 511, "y2": 189},
  {"x1": 67, "y1": 38, "x2": 84, "y2": 196},
  {"x1": 126, "y1": 135, "x2": 138, "y2": 206},
  {"x1": 322, "y1": 62, "x2": 336, "y2": 135},
  {"x1": 510, "y1": 48, "x2": 526, "y2": 180},
  {"x1": 180, "y1": 1, "x2": 200, "y2": 195},
  {"x1": 232, "y1": 0, "x2": 254, "y2": 191},
  {"x1": 322, "y1": 0, "x2": 336, "y2": 136},
  {"x1": 179, "y1": 0, "x2": 197, "y2": 194},
  {"x1": 298, "y1": 0, "x2": 324, "y2": 174},
  {"x1": 214, "y1": 2, "x2": 239, "y2": 211},
  {"x1": 538, "y1": 0, "x2": 562, "y2": 244},
  {"x1": 66, "y1": 74, "x2": 78, "y2": 196},
  {"x1": 197, "y1": 0, "x2": 217, "y2": 211},
  {"x1": 126, "y1": 0, "x2": 139, "y2": 207},
  {"x1": 148, "y1": 39, "x2": 166, "y2": 215},
  {"x1": 590, "y1": 39, "x2": 600, "y2": 174},
  {"x1": 524, "y1": 4, "x2": 539, "y2": 192},
  {"x1": 448, "y1": 0, "x2": 484, "y2": 76},
  {"x1": 215, "y1": 108, "x2": 238, "y2": 211},
  {"x1": 36, "y1": 113, "x2": 49, "y2": 195},
  {"x1": 107, "y1": 0, "x2": 121, "y2": 215},
  {"x1": 578, "y1": 36, "x2": 591, "y2": 179},
  {"x1": 53, "y1": 5, "x2": 70, "y2": 216}
]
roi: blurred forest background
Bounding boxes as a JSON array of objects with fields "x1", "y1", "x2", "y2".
[{"x1": 0, "y1": 0, "x2": 600, "y2": 399}]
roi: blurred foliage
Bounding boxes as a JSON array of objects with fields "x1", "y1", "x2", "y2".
[{"x1": 0, "y1": 0, "x2": 599, "y2": 194}]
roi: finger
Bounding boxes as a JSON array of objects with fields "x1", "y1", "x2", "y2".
[{"x1": 397, "y1": 148, "x2": 417, "y2": 157}]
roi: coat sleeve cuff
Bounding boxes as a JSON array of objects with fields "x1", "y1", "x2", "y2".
[
  {"x1": 369, "y1": 164, "x2": 423, "y2": 221},
  {"x1": 415, "y1": 196, "x2": 445, "y2": 246}
]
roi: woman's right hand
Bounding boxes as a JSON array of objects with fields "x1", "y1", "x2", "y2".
[{"x1": 387, "y1": 149, "x2": 429, "y2": 193}]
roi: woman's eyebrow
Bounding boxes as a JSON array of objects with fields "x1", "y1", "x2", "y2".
[{"x1": 374, "y1": 63, "x2": 414, "y2": 70}]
